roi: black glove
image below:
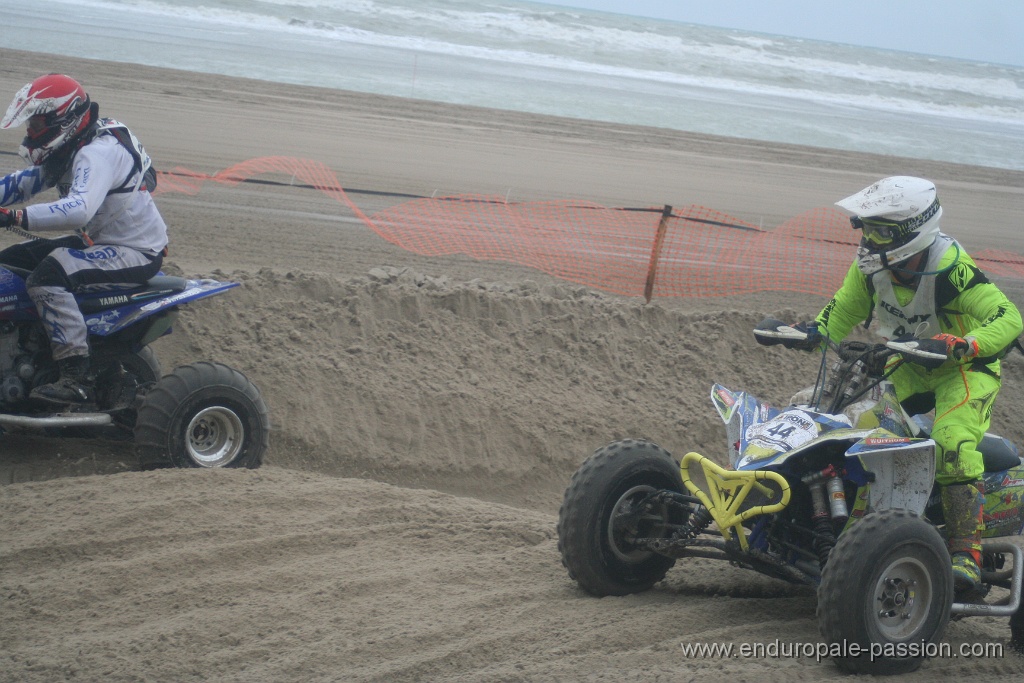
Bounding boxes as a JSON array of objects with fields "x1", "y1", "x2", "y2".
[
  {"x1": 784, "y1": 321, "x2": 823, "y2": 352},
  {"x1": 0, "y1": 208, "x2": 18, "y2": 229}
]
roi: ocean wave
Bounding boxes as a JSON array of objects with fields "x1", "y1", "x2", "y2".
[
  {"x1": 9, "y1": 0, "x2": 1024, "y2": 169},
  {"x1": 75, "y1": 0, "x2": 1024, "y2": 111}
]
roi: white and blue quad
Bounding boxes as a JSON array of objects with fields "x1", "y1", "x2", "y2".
[
  {"x1": 557, "y1": 318, "x2": 1023, "y2": 675},
  {"x1": 0, "y1": 259, "x2": 269, "y2": 469}
]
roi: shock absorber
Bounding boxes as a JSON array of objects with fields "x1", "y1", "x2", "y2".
[
  {"x1": 802, "y1": 464, "x2": 847, "y2": 567},
  {"x1": 685, "y1": 504, "x2": 713, "y2": 538},
  {"x1": 823, "y1": 464, "x2": 849, "y2": 525},
  {"x1": 807, "y1": 481, "x2": 835, "y2": 566}
]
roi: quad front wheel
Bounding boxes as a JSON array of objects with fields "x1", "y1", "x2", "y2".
[
  {"x1": 134, "y1": 362, "x2": 269, "y2": 469},
  {"x1": 557, "y1": 439, "x2": 688, "y2": 596},
  {"x1": 817, "y1": 508, "x2": 952, "y2": 675}
]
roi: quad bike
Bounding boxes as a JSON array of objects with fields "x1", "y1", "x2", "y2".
[
  {"x1": 0, "y1": 258, "x2": 269, "y2": 469},
  {"x1": 557, "y1": 318, "x2": 1023, "y2": 675}
]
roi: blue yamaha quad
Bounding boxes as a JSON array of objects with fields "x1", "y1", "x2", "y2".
[
  {"x1": 0, "y1": 259, "x2": 269, "y2": 469},
  {"x1": 557, "y1": 318, "x2": 1023, "y2": 675}
]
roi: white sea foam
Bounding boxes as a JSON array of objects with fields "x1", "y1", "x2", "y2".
[{"x1": 5, "y1": 0, "x2": 1023, "y2": 169}]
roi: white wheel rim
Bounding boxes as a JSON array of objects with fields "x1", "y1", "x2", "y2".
[
  {"x1": 871, "y1": 555, "x2": 934, "y2": 641},
  {"x1": 186, "y1": 406, "x2": 244, "y2": 467}
]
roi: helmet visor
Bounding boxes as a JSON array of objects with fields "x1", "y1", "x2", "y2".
[
  {"x1": 26, "y1": 114, "x2": 46, "y2": 135},
  {"x1": 22, "y1": 114, "x2": 64, "y2": 152}
]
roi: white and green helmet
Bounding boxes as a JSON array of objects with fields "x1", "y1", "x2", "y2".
[{"x1": 835, "y1": 176, "x2": 943, "y2": 275}]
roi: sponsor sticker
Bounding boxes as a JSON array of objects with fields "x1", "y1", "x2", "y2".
[
  {"x1": 745, "y1": 410, "x2": 818, "y2": 452},
  {"x1": 863, "y1": 436, "x2": 913, "y2": 446}
]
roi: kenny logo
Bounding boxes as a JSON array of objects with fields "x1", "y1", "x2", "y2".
[{"x1": 878, "y1": 300, "x2": 930, "y2": 325}]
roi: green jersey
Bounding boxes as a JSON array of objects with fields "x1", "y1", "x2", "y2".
[{"x1": 816, "y1": 239, "x2": 1022, "y2": 364}]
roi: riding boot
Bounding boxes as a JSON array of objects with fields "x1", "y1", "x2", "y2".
[
  {"x1": 941, "y1": 480, "x2": 985, "y2": 595},
  {"x1": 30, "y1": 355, "x2": 95, "y2": 406}
]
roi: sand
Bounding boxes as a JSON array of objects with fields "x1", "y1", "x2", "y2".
[{"x1": 1, "y1": 47, "x2": 1023, "y2": 681}]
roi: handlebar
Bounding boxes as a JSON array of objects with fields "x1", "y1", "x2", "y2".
[{"x1": 753, "y1": 318, "x2": 949, "y2": 370}]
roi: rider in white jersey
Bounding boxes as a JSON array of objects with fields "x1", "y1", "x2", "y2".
[{"x1": 0, "y1": 74, "x2": 168, "y2": 406}]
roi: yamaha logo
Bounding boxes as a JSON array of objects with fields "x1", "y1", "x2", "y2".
[{"x1": 98, "y1": 295, "x2": 131, "y2": 307}]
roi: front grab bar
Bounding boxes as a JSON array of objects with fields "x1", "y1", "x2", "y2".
[{"x1": 680, "y1": 452, "x2": 791, "y2": 550}]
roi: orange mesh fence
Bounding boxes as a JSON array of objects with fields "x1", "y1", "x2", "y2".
[{"x1": 154, "y1": 157, "x2": 1024, "y2": 300}]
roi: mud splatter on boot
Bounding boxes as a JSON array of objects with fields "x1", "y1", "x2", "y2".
[
  {"x1": 941, "y1": 481, "x2": 985, "y2": 595},
  {"x1": 30, "y1": 355, "x2": 94, "y2": 407}
]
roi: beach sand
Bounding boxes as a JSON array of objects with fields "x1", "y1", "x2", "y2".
[{"x1": 1, "y1": 47, "x2": 1023, "y2": 681}]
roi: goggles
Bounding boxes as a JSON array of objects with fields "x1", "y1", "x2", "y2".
[
  {"x1": 850, "y1": 199, "x2": 941, "y2": 246},
  {"x1": 851, "y1": 216, "x2": 901, "y2": 245}
]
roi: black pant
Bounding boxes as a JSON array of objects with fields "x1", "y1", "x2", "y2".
[{"x1": 0, "y1": 235, "x2": 88, "y2": 272}]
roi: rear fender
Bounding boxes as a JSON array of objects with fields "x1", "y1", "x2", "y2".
[
  {"x1": 981, "y1": 464, "x2": 1024, "y2": 538},
  {"x1": 85, "y1": 279, "x2": 238, "y2": 336}
]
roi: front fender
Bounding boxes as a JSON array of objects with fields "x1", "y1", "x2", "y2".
[{"x1": 847, "y1": 436, "x2": 937, "y2": 515}]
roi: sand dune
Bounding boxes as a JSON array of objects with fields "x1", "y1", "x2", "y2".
[{"x1": 1, "y1": 48, "x2": 1023, "y2": 681}]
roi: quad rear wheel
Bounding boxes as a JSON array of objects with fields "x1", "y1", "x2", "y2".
[
  {"x1": 134, "y1": 362, "x2": 269, "y2": 469},
  {"x1": 558, "y1": 439, "x2": 688, "y2": 596}
]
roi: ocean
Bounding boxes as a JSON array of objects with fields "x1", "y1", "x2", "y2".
[{"x1": 4, "y1": 0, "x2": 1023, "y2": 171}]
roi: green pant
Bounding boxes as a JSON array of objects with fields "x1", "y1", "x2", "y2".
[{"x1": 892, "y1": 361, "x2": 1000, "y2": 486}]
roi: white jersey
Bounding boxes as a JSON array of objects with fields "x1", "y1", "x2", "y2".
[
  {"x1": 18, "y1": 126, "x2": 168, "y2": 254},
  {"x1": 870, "y1": 233, "x2": 955, "y2": 340}
]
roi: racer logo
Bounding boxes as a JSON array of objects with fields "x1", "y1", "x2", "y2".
[
  {"x1": 949, "y1": 263, "x2": 973, "y2": 291},
  {"x1": 715, "y1": 388, "x2": 735, "y2": 407},
  {"x1": 48, "y1": 196, "x2": 86, "y2": 217},
  {"x1": 864, "y1": 437, "x2": 913, "y2": 445},
  {"x1": 984, "y1": 508, "x2": 1022, "y2": 527},
  {"x1": 1000, "y1": 475, "x2": 1024, "y2": 488}
]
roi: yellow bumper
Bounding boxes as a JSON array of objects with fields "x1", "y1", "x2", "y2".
[{"x1": 679, "y1": 452, "x2": 791, "y2": 550}]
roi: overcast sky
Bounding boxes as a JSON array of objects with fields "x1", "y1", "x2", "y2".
[{"x1": 539, "y1": 1, "x2": 1023, "y2": 67}]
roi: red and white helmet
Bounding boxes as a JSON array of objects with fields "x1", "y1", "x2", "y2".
[{"x1": 1, "y1": 74, "x2": 93, "y2": 165}]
